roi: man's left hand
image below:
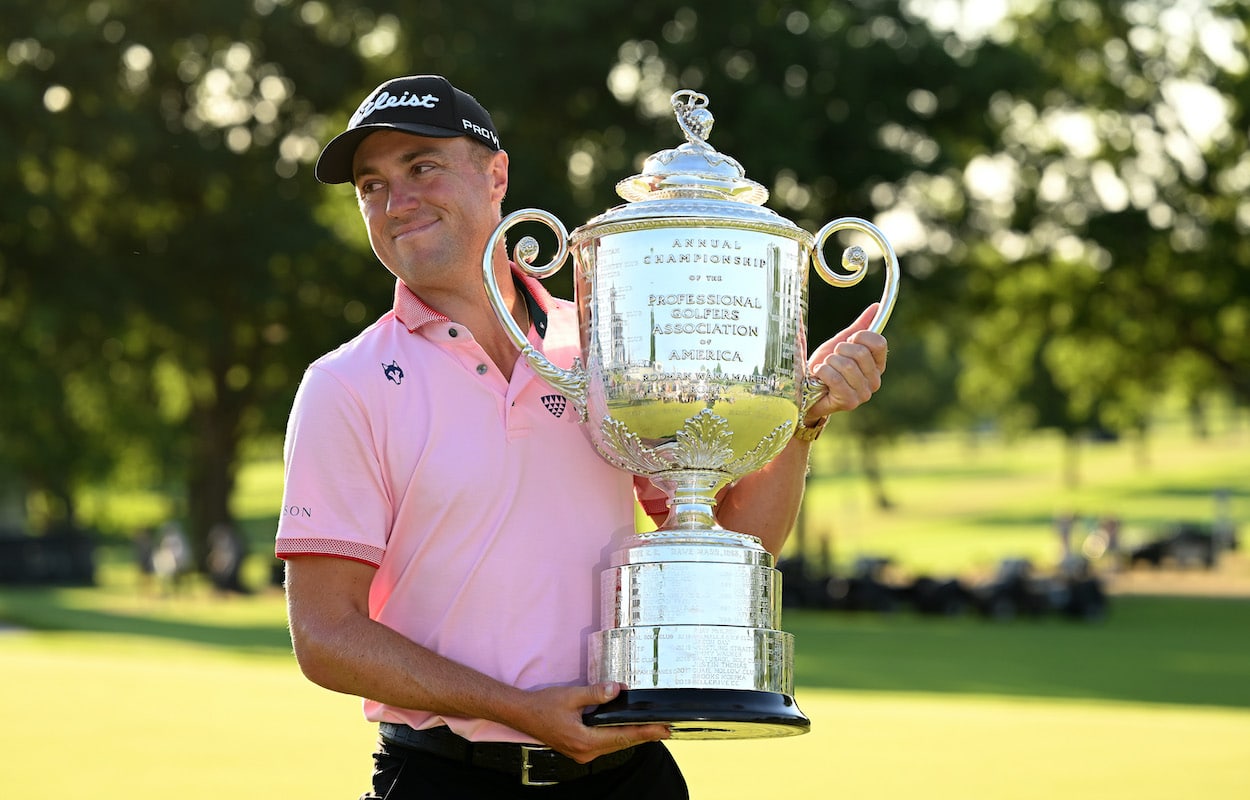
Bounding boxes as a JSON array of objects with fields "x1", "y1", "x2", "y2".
[{"x1": 803, "y1": 303, "x2": 888, "y2": 423}]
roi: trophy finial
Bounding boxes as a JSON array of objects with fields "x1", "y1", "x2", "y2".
[
  {"x1": 615, "y1": 88, "x2": 767, "y2": 205},
  {"x1": 672, "y1": 90, "x2": 715, "y2": 147}
]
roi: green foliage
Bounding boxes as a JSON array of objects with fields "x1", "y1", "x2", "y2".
[
  {"x1": 3, "y1": 0, "x2": 1248, "y2": 544},
  {"x1": 950, "y1": 0, "x2": 1250, "y2": 433},
  {"x1": 2, "y1": 0, "x2": 389, "y2": 538}
]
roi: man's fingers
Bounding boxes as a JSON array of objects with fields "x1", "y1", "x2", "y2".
[
  {"x1": 808, "y1": 303, "x2": 880, "y2": 364},
  {"x1": 806, "y1": 332, "x2": 888, "y2": 416}
]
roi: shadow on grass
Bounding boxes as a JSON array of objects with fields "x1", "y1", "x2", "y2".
[
  {"x1": 1118, "y1": 484, "x2": 1247, "y2": 500},
  {"x1": 788, "y1": 595, "x2": 1250, "y2": 710},
  {"x1": 0, "y1": 586, "x2": 293, "y2": 655},
  {"x1": 959, "y1": 511, "x2": 1059, "y2": 530},
  {"x1": 5, "y1": 586, "x2": 1249, "y2": 711}
]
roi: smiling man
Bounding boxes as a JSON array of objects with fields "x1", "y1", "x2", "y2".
[{"x1": 276, "y1": 74, "x2": 888, "y2": 799}]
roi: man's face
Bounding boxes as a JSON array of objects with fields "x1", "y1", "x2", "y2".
[{"x1": 351, "y1": 131, "x2": 508, "y2": 293}]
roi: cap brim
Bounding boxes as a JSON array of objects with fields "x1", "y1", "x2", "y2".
[{"x1": 314, "y1": 123, "x2": 464, "y2": 184}]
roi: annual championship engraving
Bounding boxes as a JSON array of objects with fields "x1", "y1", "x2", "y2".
[{"x1": 483, "y1": 89, "x2": 900, "y2": 739}]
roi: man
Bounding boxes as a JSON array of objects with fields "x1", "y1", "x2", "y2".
[{"x1": 277, "y1": 75, "x2": 888, "y2": 799}]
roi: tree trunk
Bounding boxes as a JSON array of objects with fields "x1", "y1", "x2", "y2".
[
  {"x1": 793, "y1": 495, "x2": 807, "y2": 558},
  {"x1": 1062, "y1": 435, "x2": 1081, "y2": 488},
  {"x1": 1132, "y1": 425, "x2": 1150, "y2": 471},
  {"x1": 859, "y1": 435, "x2": 893, "y2": 510},
  {"x1": 0, "y1": 480, "x2": 25, "y2": 530},
  {"x1": 185, "y1": 398, "x2": 242, "y2": 568}
]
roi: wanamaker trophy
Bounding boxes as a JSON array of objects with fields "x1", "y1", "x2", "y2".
[{"x1": 483, "y1": 89, "x2": 900, "y2": 739}]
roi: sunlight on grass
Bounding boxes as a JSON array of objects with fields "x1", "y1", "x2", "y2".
[
  {"x1": 671, "y1": 690, "x2": 1250, "y2": 800},
  {"x1": 8, "y1": 409, "x2": 1245, "y2": 798},
  {"x1": 5, "y1": 633, "x2": 1246, "y2": 800},
  {"x1": 2, "y1": 638, "x2": 375, "y2": 797},
  {"x1": 798, "y1": 421, "x2": 1248, "y2": 575},
  {"x1": 70, "y1": 414, "x2": 1247, "y2": 588}
]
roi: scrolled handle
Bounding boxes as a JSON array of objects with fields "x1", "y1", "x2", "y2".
[
  {"x1": 484, "y1": 208, "x2": 571, "y2": 351},
  {"x1": 801, "y1": 217, "x2": 901, "y2": 418},
  {"x1": 482, "y1": 209, "x2": 589, "y2": 418},
  {"x1": 811, "y1": 217, "x2": 899, "y2": 334}
]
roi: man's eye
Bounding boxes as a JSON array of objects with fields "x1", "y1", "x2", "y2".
[{"x1": 358, "y1": 180, "x2": 382, "y2": 196}]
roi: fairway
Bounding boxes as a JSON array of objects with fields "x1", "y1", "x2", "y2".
[
  {"x1": 672, "y1": 691, "x2": 1250, "y2": 800},
  {"x1": 2, "y1": 637, "x2": 376, "y2": 797},
  {"x1": 5, "y1": 418, "x2": 1248, "y2": 797},
  {"x1": 3, "y1": 587, "x2": 1248, "y2": 799}
]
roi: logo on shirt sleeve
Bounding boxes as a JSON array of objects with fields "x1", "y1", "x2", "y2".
[
  {"x1": 383, "y1": 360, "x2": 405, "y2": 385},
  {"x1": 541, "y1": 394, "x2": 567, "y2": 418}
]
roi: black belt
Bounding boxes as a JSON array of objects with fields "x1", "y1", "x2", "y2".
[{"x1": 378, "y1": 722, "x2": 638, "y2": 786}]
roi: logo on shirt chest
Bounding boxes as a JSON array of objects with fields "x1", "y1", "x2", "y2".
[
  {"x1": 383, "y1": 360, "x2": 405, "y2": 385},
  {"x1": 540, "y1": 394, "x2": 567, "y2": 418}
]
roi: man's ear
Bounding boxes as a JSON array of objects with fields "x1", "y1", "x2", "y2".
[{"x1": 489, "y1": 149, "x2": 509, "y2": 205}]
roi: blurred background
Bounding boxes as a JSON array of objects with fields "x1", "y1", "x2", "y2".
[{"x1": 2, "y1": 1, "x2": 1247, "y2": 798}]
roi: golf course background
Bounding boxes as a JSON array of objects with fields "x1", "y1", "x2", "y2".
[{"x1": 3, "y1": 419, "x2": 1248, "y2": 798}]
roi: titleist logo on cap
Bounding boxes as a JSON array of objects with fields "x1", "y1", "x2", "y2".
[{"x1": 352, "y1": 90, "x2": 442, "y2": 127}]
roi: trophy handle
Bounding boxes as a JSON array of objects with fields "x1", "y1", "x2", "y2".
[
  {"x1": 483, "y1": 208, "x2": 590, "y2": 419},
  {"x1": 802, "y1": 217, "x2": 900, "y2": 416}
]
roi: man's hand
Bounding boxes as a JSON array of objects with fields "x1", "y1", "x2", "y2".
[
  {"x1": 803, "y1": 303, "x2": 888, "y2": 423},
  {"x1": 514, "y1": 682, "x2": 670, "y2": 763}
]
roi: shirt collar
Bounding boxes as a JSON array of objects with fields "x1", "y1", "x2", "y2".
[{"x1": 392, "y1": 265, "x2": 553, "y2": 338}]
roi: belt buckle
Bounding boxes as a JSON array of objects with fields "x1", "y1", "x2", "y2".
[{"x1": 519, "y1": 744, "x2": 559, "y2": 786}]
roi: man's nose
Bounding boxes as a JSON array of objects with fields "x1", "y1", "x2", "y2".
[{"x1": 386, "y1": 180, "x2": 419, "y2": 217}]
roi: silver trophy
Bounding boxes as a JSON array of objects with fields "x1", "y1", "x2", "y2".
[{"x1": 483, "y1": 89, "x2": 899, "y2": 739}]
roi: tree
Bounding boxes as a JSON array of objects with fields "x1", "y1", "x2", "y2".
[
  {"x1": 947, "y1": 0, "x2": 1250, "y2": 435},
  {"x1": 2, "y1": 1, "x2": 387, "y2": 552},
  {"x1": 6, "y1": 0, "x2": 984, "y2": 546},
  {"x1": 9, "y1": 0, "x2": 1244, "y2": 555}
]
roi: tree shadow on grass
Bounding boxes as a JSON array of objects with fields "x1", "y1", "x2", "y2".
[
  {"x1": 1118, "y1": 484, "x2": 1247, "y2": 501},
  {"x1": 788, "y1": 595, "x2": 1250, "y2": 710},
  {"x1": 0, "y1": 586, "x2": 293, "y2": 655},
  {"x1": 6, "y1": 588, "x2": 1249, "y2": 711}
]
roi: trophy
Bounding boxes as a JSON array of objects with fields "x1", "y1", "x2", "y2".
[{"x1": 483, "y1": 89, "x2": 899, "y2": 739}]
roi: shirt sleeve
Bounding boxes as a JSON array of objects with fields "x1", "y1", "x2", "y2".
[{"x1": 275, "y1": 364, "x2": 389, "y2": 566}]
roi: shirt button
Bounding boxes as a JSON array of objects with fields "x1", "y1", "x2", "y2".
[
  {"x1": 476, "y1": 364, "x2": 488, "y2": 375},
  {"x1": 448, "y1": 327, "x2": 458, "y2": 338}
]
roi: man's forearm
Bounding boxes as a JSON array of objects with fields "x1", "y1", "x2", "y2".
[
  {"x1": 289, "y1": 588, "x2": 531, "y2": 727},
  {"x1": 715, "y1": 436, "x2": 813, "y2": 556},
  {"x1": 286, "y1": 559, "x2": 670, "y2": 760}
]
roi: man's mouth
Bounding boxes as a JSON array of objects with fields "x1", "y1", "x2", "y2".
[{"x1": 394, "y1": 218, "x2": 437, "y2": 240}]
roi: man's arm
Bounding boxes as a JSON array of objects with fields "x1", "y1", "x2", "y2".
[
  {"x1": 716, "y1": 304, "x2": 888, "y2": 555},
  {"x1": 284, "y1": 555, "x2": 669, "y2": 762}
]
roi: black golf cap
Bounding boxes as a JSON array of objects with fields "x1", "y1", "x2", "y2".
[{"x1": 315, "y1": 75, "x2": 500, "y2": 184}]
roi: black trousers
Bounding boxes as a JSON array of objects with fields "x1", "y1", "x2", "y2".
[{"x1": 360, "y1": 739, "x2": 689, "y2": 799}]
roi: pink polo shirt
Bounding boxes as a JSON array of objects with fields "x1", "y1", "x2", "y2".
[{"x1": 275, "y1": 275, "x2": 664, "y2": 743}]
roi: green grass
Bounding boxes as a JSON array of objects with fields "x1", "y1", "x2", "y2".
[
  {"x1": 798, "y1": 420, "x2": 1250, "y2": 576},
  {"x1": 74, "y1": 410, "x2": 1249, "y2": 584},
  {"x1": 787, "y1": 598, "x2": 1250, "y2": 708},
  {"x1": 671, "y1": 690, "x2": 1250, "y2": 799},
  {"x1": 3, "y1": 419, "x2": 1248, "y2": 797},
  {"x1": 2, "y1": 629, "x2": 377, "y2": 797},
  {"x1": 3, "y1": 581, "x2": 1248, "y2": 798}
]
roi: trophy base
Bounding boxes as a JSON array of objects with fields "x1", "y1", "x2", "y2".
[{"x1": 583, "y1": 688, "x2": 810, "y2": 740}]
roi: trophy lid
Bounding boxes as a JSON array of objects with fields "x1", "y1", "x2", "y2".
[
  {"x1": 570, "y1": 89, "x2": 807, "y2": 239},
  {"x1": 615, "y1": 90, "x2": 769, "y2": 205}
]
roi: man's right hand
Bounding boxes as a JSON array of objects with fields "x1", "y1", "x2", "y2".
[{"x1": 516, "y1": 681, "x2": 671, "y2": 763}]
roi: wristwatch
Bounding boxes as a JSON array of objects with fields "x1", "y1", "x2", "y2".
[{"x1": 793, "y1": 416, "x2": 828, "y2": 442}]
